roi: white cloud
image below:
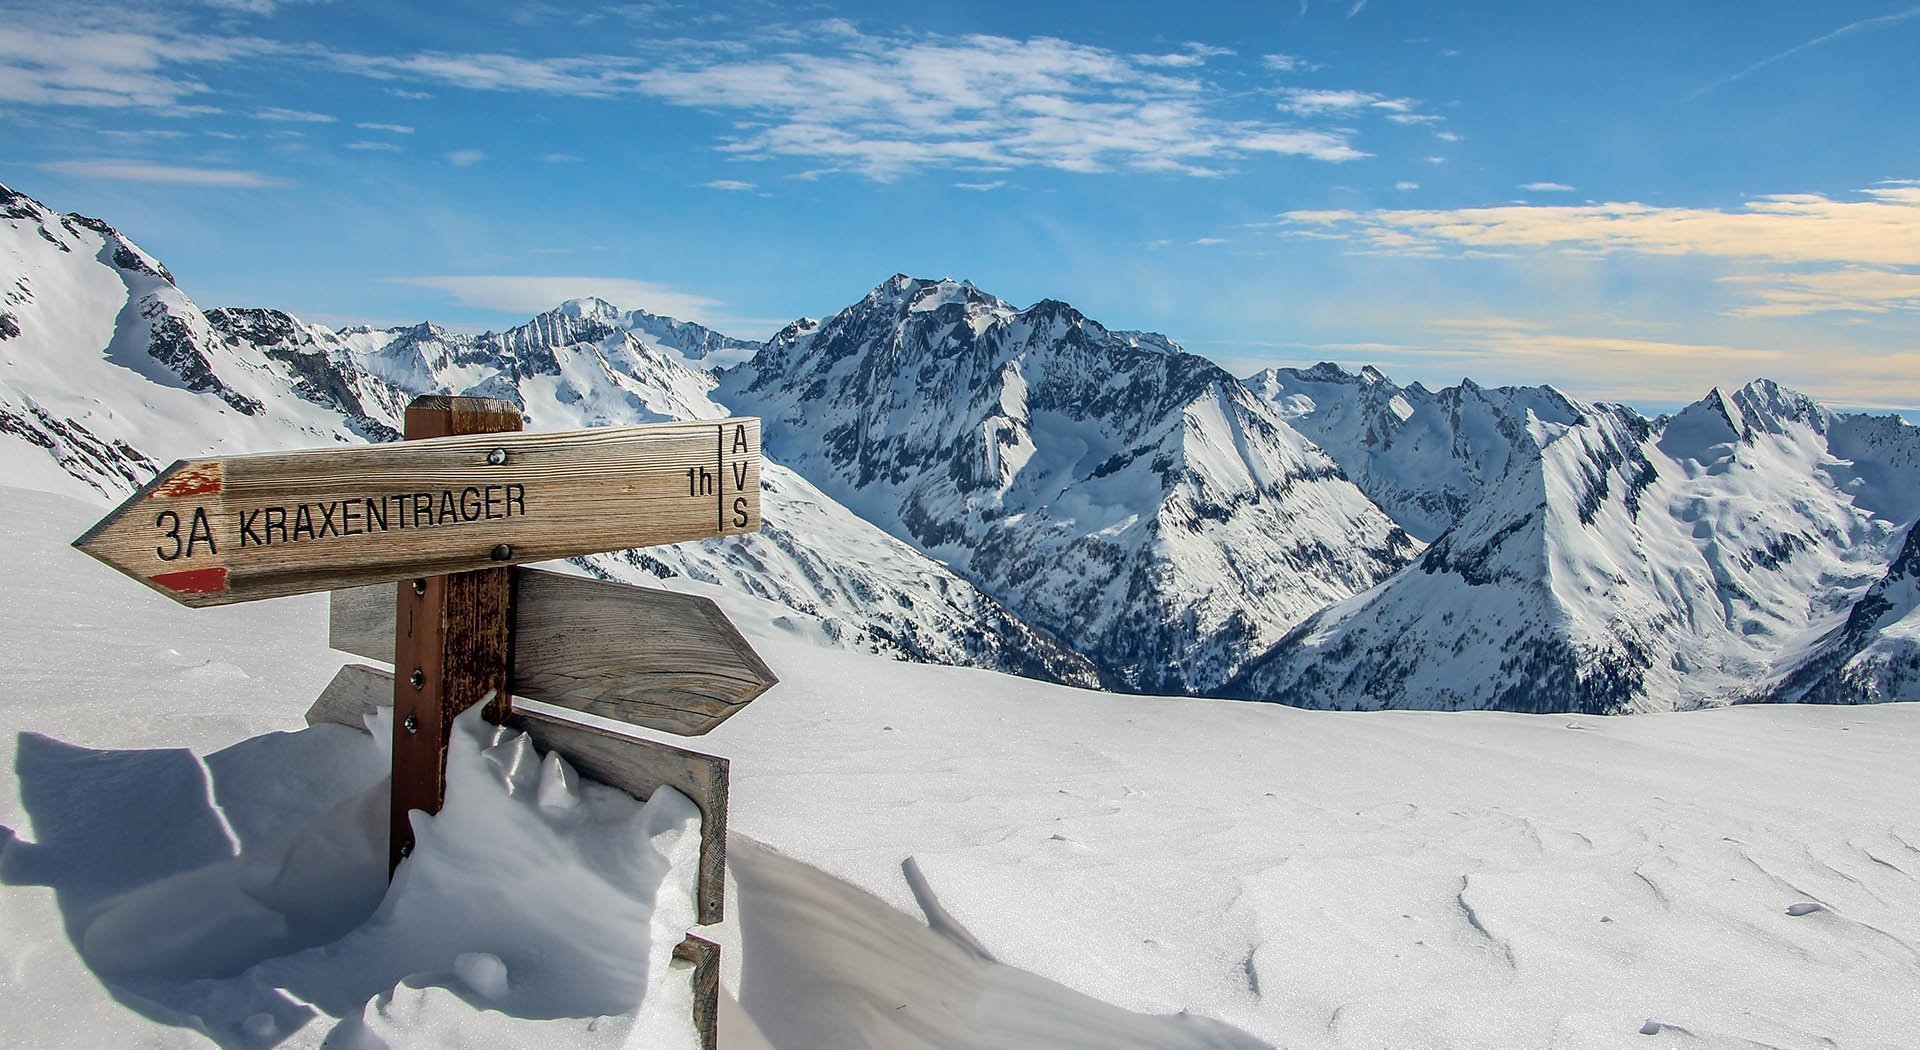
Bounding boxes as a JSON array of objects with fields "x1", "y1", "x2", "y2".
[
  {"x1": 542, "y1": 152, "x2": 582, "y2": 163},
  {"x1": 1395, "y1": 181, "x2": 1418, "y2": 190},
  {"x1": 1520, "y1": 181, "x2": 1575, "y2": 192},
  {"x1": 345, "y1": 140, "x2": 399, "y2": 151},
  {"x1": 1261, "y1": 53, "x2": 1302, "y2": 71},
  {"x1": 1434, "y1": 130, "x2": 1462, "y2": 142},
  {"x1": 0, "y1": 24, "x2": 253, "y2": 110},
  {"x1": 701, "y1": 179, "x2": 757, "y2": 191},
  {"x1": 444, "y1": 148, "x2": 484, "y2": 167},
  {"x1": 254, "y1": 106, "x2": 334, "y2": 122},
  {"x1": 1191, "y1": 237, "x2": 1229, "y2": 246},
  {"x1": 391, "y1": 274, "x2": 724, "y2": 321},
  {"x1": 955, "y1": 179, "x2": 1006, "y2": 191},
  {"x1": 355, "y1": 121, "x2": 413, "y2": 133},
  {"x1": 328, "y1": 29, "x2": 1371, "y2": 179},
  {"x1": 1277, "y1": 88, "x2": 1380, "y2": 114},
  {"x1": 40, "y1": 159, "x2": 287, "y2": 186}
]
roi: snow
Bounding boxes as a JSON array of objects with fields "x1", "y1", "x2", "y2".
[{"x1": 6, "y1": 473, "x2": 1920, "y2": 1049}]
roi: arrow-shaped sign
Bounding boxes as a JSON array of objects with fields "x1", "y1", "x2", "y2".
[
  {"x1": 73, "y1": 418, "x2": 761, "y2": 607},
  {"x1": 328, "y1": 567, "x2": 779, "y2": 736}
]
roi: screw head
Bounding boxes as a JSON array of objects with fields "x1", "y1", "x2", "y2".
[
  {"x1": 412, "y1": 578, "x2": 426, "y2": 595},
  {"x1": 486, "y1": 447, "x2": 508, "y2": 466},
  {"x1": 409, "y1": 668, "x2": 425, "y2": 689},
  {"x1": 490, "y1": 543, "x2": 513, "y2": 561},
  {"x1": 403, "y1": 713, "x2": 418, "y2": 734}
]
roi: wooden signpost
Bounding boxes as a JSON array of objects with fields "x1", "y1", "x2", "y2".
[{"x1": 74, "y1": 395, "x2": 770, "y2": 1050}]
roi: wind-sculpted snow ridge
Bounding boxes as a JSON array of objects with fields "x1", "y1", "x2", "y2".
[
  {"x1": 720, "y1": 275, "x2": 1419, "y2": 694},
  {"x1": 0, "y1": 184, "x2": 1096, "y2": 687},
  {"x1": 1228, "y1": 380, "x2": 1920, "y2": 712},
  {"x1": 1246, "y1": 363, "x2": 1593, "y2": 543}
]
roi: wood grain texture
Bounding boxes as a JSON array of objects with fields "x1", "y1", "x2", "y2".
[
  {"x1": 331, "y1": 567, "x2": 777, "y2": 736},
  {"x1": 73, "y1": 416, "x2": 762, "y2": 606},
  {"x1": 304, "y1": 662, "x2": 392, "y2": 729},
  {"x1": 512, "y1": 706, "x2": 729, "y2": 925},
  {"x1": 391, "y1": 396, "x2": 520, "y2": 874},
  {"x1": 672, "y1": 934, "x2": 721, "y2": 1050},
  {"x1": 304, "y1": 663, "x2": 730, "y2": 926}
]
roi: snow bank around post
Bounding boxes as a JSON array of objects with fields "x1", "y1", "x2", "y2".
[{"x1": 7, "y1": 706, "x2": 702, "y2": 1049}]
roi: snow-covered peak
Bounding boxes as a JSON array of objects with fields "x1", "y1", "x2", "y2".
[{"x1": 553, "y1": 296, "x2": 624, "y2": 321}]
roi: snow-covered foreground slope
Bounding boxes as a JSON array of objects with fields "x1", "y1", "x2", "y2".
[{"x1": 8, "y1": 485, "x2": 1915, "y2": 1049}]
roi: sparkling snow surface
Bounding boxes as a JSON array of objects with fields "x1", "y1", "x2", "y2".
[{"x1": 6, "y1": 488, "x2": 1915, "y2": 1050}]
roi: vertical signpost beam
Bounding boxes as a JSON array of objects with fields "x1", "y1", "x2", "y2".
[{"x1": 391, "y1": 395, "x2": 523, "y2": 874}]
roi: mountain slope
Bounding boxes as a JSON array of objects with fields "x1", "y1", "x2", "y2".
[
  {"x1": 1246, "y1": 364, "x2": 1591, "y2": 543},
  {"x1": 1228, "y1": 382, "x2": 1920, "y2": 712},
  {"x1": 0, "y1": 185, "x2": 1097, "y2": 688},
  {"x1": 719, "y1": 276, "x2": 1418, "y2": 693}
]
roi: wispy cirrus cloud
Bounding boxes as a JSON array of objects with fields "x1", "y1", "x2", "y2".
[
  {"x1": 443, "y1": 148, "x2": 484, "y2": 167},
  {"x1": 355, "y1": 121, "x2": 413, "y2": 133},
  {"x1": 1519, "y1": 181, "x2": 1575, "y2": 192},
  {"x1": 1689, "y1": 4, "x2": 1920, "y2": 100},
  {"x1": 40, "y1": 158, "x2": 288, "y2": 186},
  {"x1": 254, "y1": 105, "x2": 333, "y2": 122},
  {"x1": 390, "y1": 274, "x2": 723, "y2": 322}
]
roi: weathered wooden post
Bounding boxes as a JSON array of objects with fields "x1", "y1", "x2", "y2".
[{"x1": 389, "y1": 395, "x2": 523, "y2": 871}]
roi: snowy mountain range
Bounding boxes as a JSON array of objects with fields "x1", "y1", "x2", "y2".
[
  {"x1": 0, "y1": 182, "x2": 1097, "y2": 689},
  {"x1": 717, "y1": 276, "x2": 1417, "y2": 693},
  {"x1": 6, "y1": 179, "x2": 1920, "y2": 713}
]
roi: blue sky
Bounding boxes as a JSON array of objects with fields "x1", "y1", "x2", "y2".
[{"x1": 2, "y1": 1, "x2": 1917, "y2": 411}]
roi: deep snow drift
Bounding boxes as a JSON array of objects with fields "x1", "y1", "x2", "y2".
[{"x1": 4, "y1": 485, "x2": 1916, "y2": 1049}]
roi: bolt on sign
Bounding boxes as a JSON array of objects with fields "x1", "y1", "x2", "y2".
[
  {"x1": 75, "y1": 397, "x2": 770, "y2": 1050},
  {"x1": 75, "y1": 413, "x2": 762, "y2": 605}
]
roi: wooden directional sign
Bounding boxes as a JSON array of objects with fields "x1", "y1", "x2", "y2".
[
  {"x1": 329, "y1": 566, "x2": 779, "y2": 736},
  {"x1": 72, "y1": 416, "x2": 762, "y2": 607}
]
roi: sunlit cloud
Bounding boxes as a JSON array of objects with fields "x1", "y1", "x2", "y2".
[
  {"x1": 702, "y1": 179, "x2": 758, "y2": 192},
  {"x1": 1281, "y1": 186, "x2": 1920, "y2": 267},
  {"x1": 1722, "y1": 268, "x2": 1920, "y2": 318},
  {"x1": 1519, "y1": 181, "x2": 1575, "y2": 192}
]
